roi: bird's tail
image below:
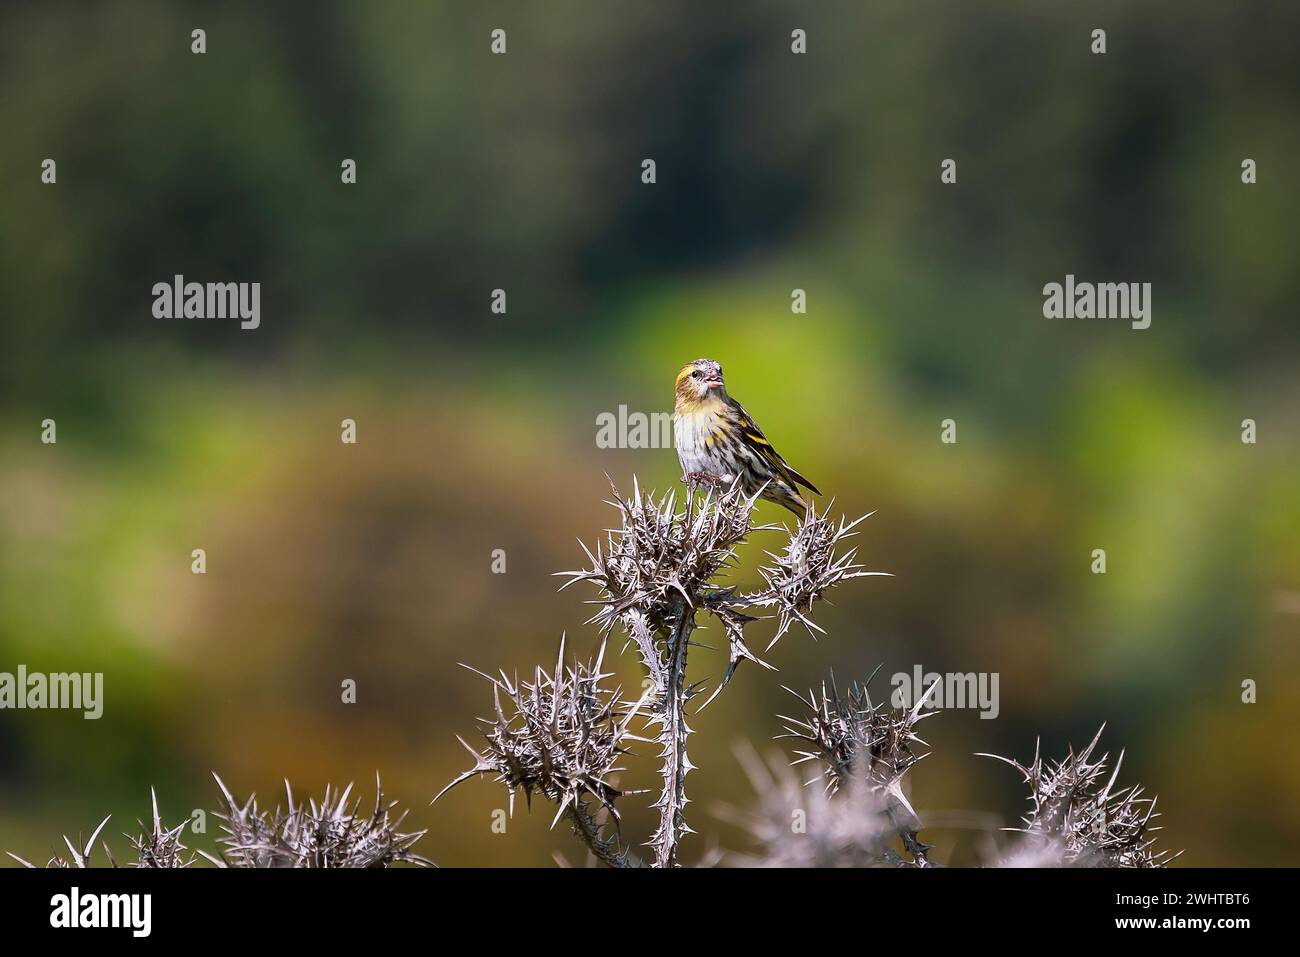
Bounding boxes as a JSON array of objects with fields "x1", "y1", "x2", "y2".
[{"x1": 773, "y1": 486, "x2": 813, "y2": 519}]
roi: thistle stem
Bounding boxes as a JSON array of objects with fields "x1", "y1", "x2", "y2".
[
  {"x1": 901, "y1": 828, "x2": 931, "y2": 868},
  {"x1": 565, "y1": 802, "x2": 643, "y2": 868},
  {"x1": 652, "y1": 595, "x2": 695, "y2": 867}
]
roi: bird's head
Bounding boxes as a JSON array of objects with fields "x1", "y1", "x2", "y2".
[{"x1": 675, "y1": 358, "x2": 726, "y2": 407}]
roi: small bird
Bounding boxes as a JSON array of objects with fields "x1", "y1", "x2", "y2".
[{"x1": 672, "y1": 358, "x2": 820, "y2": 517}]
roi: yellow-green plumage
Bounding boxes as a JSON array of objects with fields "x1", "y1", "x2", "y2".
[{"x1": 672, "y1": 358, "x2": 819, "y2": 517}]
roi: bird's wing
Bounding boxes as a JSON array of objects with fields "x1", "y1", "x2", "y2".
[{"x1": 731, "y1": 400, "x2": 821, "y2": 495}]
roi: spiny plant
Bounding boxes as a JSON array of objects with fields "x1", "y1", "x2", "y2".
[
  {"x1": 726, "y1": 680, "x2": 1182, "y2": 868},
  {"x1": 5, "y1": 789, "x2": 194, "y2": 869},
  {"x1": 724, "y1": 745, "x2": 920, "y2": 868},
  {"x1": 10, "y1": 486, "x2": 1182, "y2": 869},
  {"x1": 981, "y1": 724, "x2": 1182, "y2": 868},
  {"x1": 438, "y1": 478, "x2": 1180, "y2": 868},
  {"x1": 434, "y1": 637, "x2": 653, "y2": 867},
  {"x1": 7, "y1": 814, "x2": 114, "y2": 870},
  {"x1": 208, "y1": 773, "x2": 430, "y2": 868},
  {"x1": 129, "y1": 788, "x2": 198, "y2": 869},
  {"x1": 7, "y1": 775, "x2": 430, "y2": 868},
  {"x1": 440, "y1": 478, "x2": 884, "y2": 867},
  {"x1": 776, "y1": 671, "x2": 937, "y2": 866},
  {"x1": 719, "y1": 667, "x2": 937, "y2": 868}
]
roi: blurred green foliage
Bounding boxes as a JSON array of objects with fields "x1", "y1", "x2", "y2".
[{"x1": 1, "y1": 1, "x2": 1298, "y2": 865}]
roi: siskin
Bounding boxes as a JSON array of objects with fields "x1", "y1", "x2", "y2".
[{"x1": 672, "y1": 358, "x2": 820, "y2": 517}]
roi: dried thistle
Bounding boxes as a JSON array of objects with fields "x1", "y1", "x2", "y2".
[
  {"x1": 557, "y1": 479, "x2": 763, "y2": 692},
  {"x1": 10, "y1": 777, "x2": 429, "y2": 869},
  {"x1": 6, "y1": 787, "x2": 197, "y2": 869},
  {"x1": 779, "y1": 670, "x2": 934, "y2": 793},
  {"x1": 776, "y1": 670, "x2": 937, "y2": 866},
  {"x1": 210, "y1": 773, "x2": 430, "y2": 868},
  {"x1": 548, "y1": 478, "x2": 884, "y2": 866},
  {"x1": 750, "y1": 505, "x2": 887, "y2": 650},
  {"x1": 981, "y1": 724, "x2": 1182, "y2": 868},
  {"x1": 6, "y1": 814, "x2": 112, "y2": 869},
  {"x1": 723, "y1": 745, "x2": 918, "y2": 868},
  {"x1": 436, "y1": 636, "x2": 650, "y2": 868},
  {"x1": 129, "y1": 788, "x2": 197, "y2": 868}
]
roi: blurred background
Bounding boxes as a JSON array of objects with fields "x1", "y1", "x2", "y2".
[{"x1": 2, "y1": 1, "x2": 1298, "y2": 866}]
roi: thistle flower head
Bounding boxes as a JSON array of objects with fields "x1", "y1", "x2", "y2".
[
  {"x1": 558, "y1": 479, "x2": 885, "y2": 705},
  {"x1": 724, "y1": 746, "x2": 921, "y2": 868},
  {"x1": 778, "y1": 670, "x2": 935, "y2": 800},
  {"x1": 437, "y1": 637, "x2": 650, "y2": 829},
  {"x1": 754, "y1": 505, "x2": 885, "y2": 650},
  {"x1": 130, "y1": 788, "x2": 197, "y2": 868},
  {"x1": 773, "y1": 669, "x2": 936, "y2": 866},
  {"x1": 982, "y1": 724, "x2": 1182, "y2": 868},
  {"x1": 211, "y1": 773, "x2": 430, "y2": 868},
  {"x1": 557, "y1": 479, "x2": 760, "y2": 641}
]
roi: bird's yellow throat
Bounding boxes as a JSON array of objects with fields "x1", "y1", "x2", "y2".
[{"x1": 674, "y1": 392, "x2": 727, "y2": 416}]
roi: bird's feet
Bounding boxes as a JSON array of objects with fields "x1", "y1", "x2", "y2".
[{"x1": 681, "y1": 470, "x2": 728, "y2": 490}]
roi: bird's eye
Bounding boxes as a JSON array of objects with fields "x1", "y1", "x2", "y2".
[{"x1": 691, "y1": 370, "x2": 701, "y2": 379}]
